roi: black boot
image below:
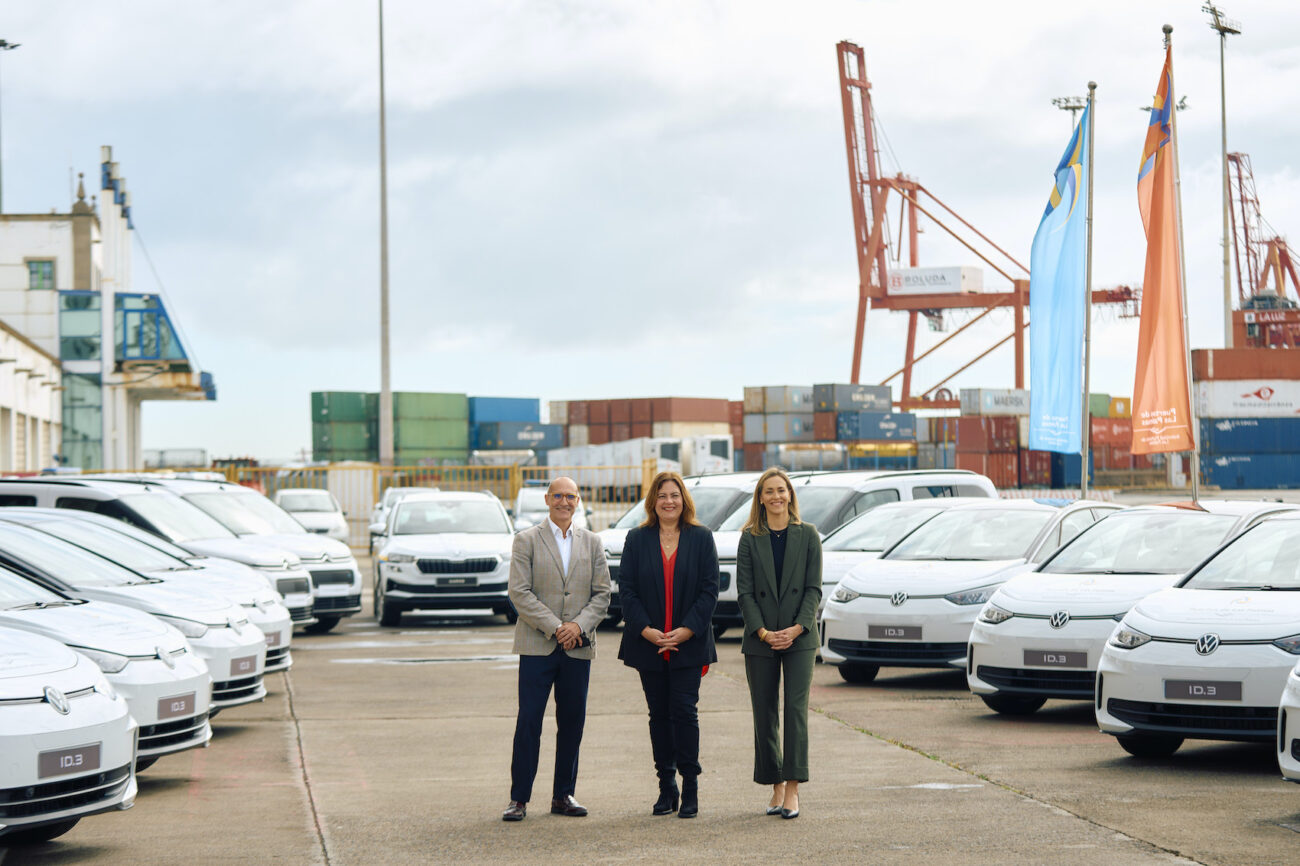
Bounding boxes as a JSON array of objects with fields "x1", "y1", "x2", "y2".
[
  {"x1": 678, "y1": 775, "x2": 698, "y2": 818},
  {"x1": 652, "y1": 775, "x2": 679, "y2": 815}
]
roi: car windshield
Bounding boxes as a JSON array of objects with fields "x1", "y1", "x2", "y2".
[
  {"x1": 0, "y1": 566, "x2": 67, "y2": 607},
  {"x1": 185, "y1": 492, "x2": 306, "y2": 536},
  {"x1": 718, "y1": 486, "x2": 850, "y2": 532},
  {"x1": 614, "y1": 503, "x2": 645, "y2": 529},
  {"x1": 278, "y1": 491, "x2": 337, "y2": 513},
  {"x1": 824, "y1": 506, "x2": 944, "y2": 553},
  {"x1": 64, "y1": 512, "x2": 204, "y2": 560},
  {"x1": 516, "y1": 489, "x2": 548, "y2": 514},
  {"x1": 1183, "y1": 520, "x2": 1300, "y2": 590},
  {"x1": 690, "y1": 488, "x2": 747, "y2": 529},
  {"x1": 120, "y1": 493, "x2": 236, "y2": 542},
  {"x1": 1043, "y1": 511, "x2": 1239, "y2": 575},
  {"x1": 0, "y1": 523, "x2": 152, "y2": 587},
  {"x1": 394, "y1": 500, "x2": 511, "y2": 535},
  {"x1": 384, "y1": 488, "x2": 431, "y2": 510},
  {"x1": 886, "y1": 508, "x2": 1054, "y2": 561},
  {"x1": 30, "y1": 520, "x2": 192, "y2": 573}
]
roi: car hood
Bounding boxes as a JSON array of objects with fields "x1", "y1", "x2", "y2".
[
  {"x1": 841, "y1": 557, "x2": 1025, "y2": 594},
  {"x1": 598, "y1": 528, "x2": 630, "y2": 557},
  {"x1": 0, "y1": 600, "x2": 185, "y2": 656},
  {"x1": 241, "y1": 533, "x2": 351, "y2": 559},
  {"x1": 290, "y1": 512, "x2": 344, "y2": 530},
  {"x1": 182, "y1": 537, "x2": 304, "y2": 569},
  {"x1": 1127, "y1": 588, "x2": 1300, "y2": 640},
  {"x1": 0, "y1": 627, "x2": 80, "y2": 682},
  {"x1": 144, "y1": 568, "x2": 274, "y2": 605},
  {"x1": 184, "y1": 556, "x2": 278, "y2": 591},
  {"x1": 820, "y1": 550, "x2": 883, "y2": 587},
  {"x1": 383, "y1": 533, "x2": 513, "y2": 558},
  {"x1": 74, "y1": 582, "x2": 244, "y2": 625},
  {"x1": 993, "y1": 571, "x2": 1181, "y2": 616}
]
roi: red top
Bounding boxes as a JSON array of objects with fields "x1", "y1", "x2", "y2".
[{"x1": 661, "y1": 547, "x2": 677, "y2": 662}]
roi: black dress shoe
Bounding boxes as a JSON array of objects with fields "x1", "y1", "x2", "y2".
[
  {"x1": 502, "y1": 800, "x2": 526, "y2": 822},
  {"x1": 550, "y1": 795, "x2": 588, "y2": 817}
]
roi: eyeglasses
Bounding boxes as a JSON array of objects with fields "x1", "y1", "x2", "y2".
[{"x1": 550, "y1": 493, "x2": 579, "y2": 504}]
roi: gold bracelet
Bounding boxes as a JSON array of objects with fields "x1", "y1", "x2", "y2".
[{"x1": 758, "y1": 628, "x2": 768, "y2": 641}]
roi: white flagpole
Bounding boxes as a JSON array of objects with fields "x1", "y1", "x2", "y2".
[{"x1": 1080, "y1": 83, "x2": 1096, "y2": 500}]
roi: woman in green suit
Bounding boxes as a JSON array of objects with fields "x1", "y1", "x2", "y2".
[{"x1": 736, "y1": 467, "x2": 822, "y2": 819}]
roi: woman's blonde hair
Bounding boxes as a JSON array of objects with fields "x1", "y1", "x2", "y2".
[
  {"x1": 639, "y1": 471, "x2": 700, "y2": 528},
  {"x1": 742, "y1": 467, "x2": 801, "y2": 535}
]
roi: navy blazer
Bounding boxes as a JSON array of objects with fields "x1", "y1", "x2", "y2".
[{"x1": 617, "y1": 523, "x2": 719, "y2": 671}]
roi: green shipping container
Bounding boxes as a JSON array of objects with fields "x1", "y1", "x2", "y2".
[
  {"x1": 312, "y1": 391, "x2": 376, "y2": 423},
  {"x1": 312, "y1": 421, "x2": 374, "y2": 452},
  {"x1": 394, "y1": 419, "x2": 469, "y2": 450},
  {"x1": 313, "y1": 448, "x2": 377, "y2": 463},
  {"x1": 395, "y1": 448, "x2": 467, "y2": 465},
  {"x1": 1087, "y1": 393, "x2": 1111, "y2": 418},
  {"x1": 392, "y1": 392, "x2": 469, "y2": 420}
]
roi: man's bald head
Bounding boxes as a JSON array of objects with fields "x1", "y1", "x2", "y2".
[{"x1": 545, "y1": 476, "x2": 580, "y2": 531}]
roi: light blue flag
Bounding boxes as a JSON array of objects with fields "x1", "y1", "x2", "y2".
[{"x1": 1028, "y1": 102, "x2": 1090, "y2": 454}]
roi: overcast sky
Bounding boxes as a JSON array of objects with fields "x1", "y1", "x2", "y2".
[{"x1": 6, "y1": 0, "x2": 1300, "y2": 461}]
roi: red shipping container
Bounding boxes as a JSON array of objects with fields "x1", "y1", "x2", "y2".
[
  {"x1": 610, "y1": 423, "x2": 631, "y2": 441},
  {"x1": 588, "y1": 400, "x2": 610, "y2": 424},
  {"x1": 608, "y1": 400, "x2": 631, "y2": 424},
  {"x1": 1019, "y1": 450, "x2": 1052, "y2": 487},
  {"x1": 1090, "y1": 417, "x2": 1133, "y2": 448},
  {"x1": 729, "y1": 400, "x2": 745, "y2": 425},
  {"x1": 929, "y1": 417, "x2": 959, "y2": 444},
  {"x1": 1192, "y1": 348, "x2": 1300, "y2": 381},
  {"x1": 732, "y1": 428, "x2": 744, "y2": 451},
  {"x1": 649, "y1": 397, "x2": 730, "y2": 423},
  {"x1": 743, "y1": 447, "x2": 764, "y2": 471},
  {"x1": 630, "y1": 399, "x2": 653, "y2": 424},
  {"x1": 1096, "y1": 445, "x2": 1133, "y2": 470},
  {"x1": 813, "y1": 411, "x2": 838, "y2": 442},
  {"x1": 588, "y1": 423, "x2": 611, "y2": 445},
  {"x1": 567, "y1": 400, "x2": 589, "y2": 425},
  {"x1": 1133, "y1": 453, "x2": 1154, "y2": 469},
  {"x1": 956, "y1": 417, "x2": 1019, "y2": 453},
  {"x1": 956, "y1": 451, "x2": 1019, "y2": 488},
  {"x1": 630, "y1": 421, "x2": 652, "y2": 439}
]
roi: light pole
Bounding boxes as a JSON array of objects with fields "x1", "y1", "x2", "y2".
[
  {"x1": 0, "y1": 39, "x2": 21, "y2": 214},
  {"x1": 1205, "y1": 3, "x2": 1240, "y2": 347},
  {"x1": 377, "y1": 1, "x2": 393, "y2": 466}
]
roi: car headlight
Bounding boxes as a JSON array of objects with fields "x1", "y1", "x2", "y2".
[
  {"x1": 945, "y1": 585, "x2": 999, "y2": 606},
  {"x1": 75, "y1": 647, "x2": 130, "y2": 674},
  {"x1": 93, "y1": 673, "x2": 119, "y2": 700},
  {"x1": 978, "y1": 603, "x2": 1013, "y2": 625},
  {"x1": 1109, "y1": 625, "x2": 1151, "y2": 650},
  {"x1": 382, "y1": 553, "x2": 416, "y2": 564},
  {"x1": 157, "y1": 615, "x2": 210, "y2": 639},
  {"x1": 831, "y1": 586, "x2": 861, "y2": 604},
  {"x1": 1273, "y1": 634, "x2": 1300, "y2": 655}
]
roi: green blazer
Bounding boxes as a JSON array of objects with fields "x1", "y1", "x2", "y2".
[{"x1": 737, "y1": 522, "x2": 822, "y2": 657}]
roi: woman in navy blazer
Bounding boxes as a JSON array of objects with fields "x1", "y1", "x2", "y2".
[{"x1": 618, "y1": 471, "x2": 719, "y2": 818}]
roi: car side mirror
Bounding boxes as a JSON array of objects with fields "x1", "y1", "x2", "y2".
[
  {"x1": 368, "y1": 522, "x2": 386, "y2": 535},
  {"x1": 585, "y1": 507, "x2": 594, "y2": 518}
]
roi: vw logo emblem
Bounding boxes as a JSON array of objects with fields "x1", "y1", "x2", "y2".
[
  {"x1": 1049, "y1": 610, "x2": 1070, "y2": 630},
  {"x1": 890, "y1": 591, "x2": 908, "y2": 607},
  {"x1": 1195, "y1": 633, "x2": 1221, "y2": 655},
  {"x1": 157, "y1": 646, "x2": 176, "y2": 669},
  {"x1": 44, "y1": 686, "x2": 70, "y2": 715}
]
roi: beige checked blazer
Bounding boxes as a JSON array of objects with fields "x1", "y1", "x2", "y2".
[{"x1": 508, "y1": 521, "x2": 611, "y2": 659}]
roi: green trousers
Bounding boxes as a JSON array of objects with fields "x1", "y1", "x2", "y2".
[{"x1": 744, "y1": 649, "x2": 815, "y2": 784}]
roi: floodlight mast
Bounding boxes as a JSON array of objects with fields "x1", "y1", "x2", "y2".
[{"x1": 1204, "y1": 2, "x2": 1241, "y2": 348}]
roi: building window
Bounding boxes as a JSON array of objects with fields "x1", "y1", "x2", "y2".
[
  {"x1": 115, "y1": 294, "x2": 189, "y2": 363},
  {"x1": 59, "y1": 292, "x2": 101, "y2": 360},
  {"x1": 61, "y1": 372, "x2": 103, "y2": 470},
  {"x1": 27, "y1": 260, "x2": 55, "y2": 290}
]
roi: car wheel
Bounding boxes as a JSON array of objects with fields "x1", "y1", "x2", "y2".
[
  {"x1": 1117, "y1": 732, "x2": 1183, "y2": 758},
  {"x1": 979, "y1": 692, "x2": 1047, "y2": 716},
  {"x1": 378, "y1": 601, "x2": 401, "y2": 627},
  {"x1": 304, "y1": 615, "x2": 341, "y2": 634},
  {"x1": 502, "y1": 603, "x2": 519, "y2": 625},
  {"x1": 837, "y1": 663, "x2": 880, "y2": 684},
  {"x1": 5, "y1": 818, "x2": 79, "y2": 844},
  {"x1": 712, "y1": 624, "x2": 727, "y2": 641},
  {"x1": 134, "y1": 755, "x2": 160, "y2": 773},
  {"x1": 598, "y1": 611, "x2": 621, "y2": 630}
]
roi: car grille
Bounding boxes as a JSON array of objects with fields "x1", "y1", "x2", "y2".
[
  {"x1": 313, "y1": 594, "x2": 361, "y2": 612},
  {"x1": 139, "y1": 712, "x2": 210, "y2": 752},
  {"x1": 387, "y1": 578, "x2": 506, "y2": 595},
  {"x1": 277, "y1": 577, "x2": 311, "y2": 595},
  {"x1": 266, "y1": 646, "x2": 292, "y2": 668},
  {"x1": 827, "y1": 638, "x2": 966, "y2": 665},
  {"x1": 290, "y1": 605, "x2": 315, "y2": 622},
  {"x1": 213, "y1": 674, "x2": 264, "y2": 703},
  {"x1": 308, "y1": 568, "x2": 354, "y2": 585},
  {"x1": 0, "y1": 764, "x2": 132, "y2": 819},
  {"x1": 718, "y1": 572, "x2": 731, "y2": 592},
  {"x1": 309, "y1": 527, "x2": 330, "y2": 534},
  {"x1": 977, "y1": 665, "x2": 1095, "y2": 698},
  {"x1": 1107, "y1": 698, "x2": 1277, "y2": 741},
  {"x1": 608, "y1": 564, "x2": 619, "y2": 584},
  {"x1": 713, "y1": 601, "x2": 743, "y2": 622},
  {"x1": 1292, "y1": 737, "x2": 1300, "y2": 762},
  {"x1": 417, "y1": 558, "x2": 498, "y2": 575}
]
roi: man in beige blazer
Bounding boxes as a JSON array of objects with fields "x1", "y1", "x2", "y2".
[{"x1": 502, "y1": 476, "x2": 610, "y2": 822}]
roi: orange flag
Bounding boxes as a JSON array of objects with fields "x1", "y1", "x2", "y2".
[{"x1": 1132, "y1": 45, "x2": 1194, "y2": 455}]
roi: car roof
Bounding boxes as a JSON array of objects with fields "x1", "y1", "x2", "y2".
[
  {"x1": 867, "y1": 496, "x2": 997, "y2": 511},
  {"x1": 683, "y1": 472, "x2": 765, "y2": 488},
  {"x1": 790, "y1": 469, "x2": 988, "y2": 489},
  {"x1": 397, "y1": 491, "x2": 498, "y2": 504},
  {"x1": 0, "y1": 477, "x2": 174, "y2": 497},
  {"x1": 937, "y1": 498, "x2": 1066, "y2": 512},
  {"x1": 1122, "y1": 499, "x2": 1297, "y2": 517}
]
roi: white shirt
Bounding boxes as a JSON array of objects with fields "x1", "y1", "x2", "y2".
[{"x1": 548, "y1": 518, "x2": 573, "y2": 575}]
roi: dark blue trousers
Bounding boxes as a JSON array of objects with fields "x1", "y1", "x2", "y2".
[
  {"x1": 638, "y1": 666, "x2": 703, "y2": 779},
  {"x1": 510, "y1": 647, "x2": 591, "y2": 804}
]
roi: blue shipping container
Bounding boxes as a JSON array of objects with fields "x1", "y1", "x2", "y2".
[
  {"x1": 475, "y1": 422, "x2": 564, "y2": 451},
  {"x1": 1049, "y1": 452, "x2": 1094, "y2": 488},
  {"x1": 1199, "y1": 417, "x2": 1300, "y2": 455},
  {"x1": 1200, "y1": 453, "x2": 1300, "y2": 489},
  {"x1": 836, "y1": 412, "x2": 917, "y2": 441},
  {"x1": 848, "y1": 455, "x2": 917, "y2": 471},
  {"x1": 468, "y1": 397, "x2": 540, "y2": 427}
]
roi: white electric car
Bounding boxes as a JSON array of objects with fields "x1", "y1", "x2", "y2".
[
  {"x1": 822, "y1": 499, "x2": 1116, "y2": 683},
  {"x1": 1279, "y1": 661, "x2": 1300, "y2": 782},
  {"x1": 0, "y1": 627, "x2": 138, "y2": 844},
  {"x1": 968, "y1": 501, "x2": 1294, "y2": 715},
  {"x1": 1097, "y1": 512, "x2": 1300, "y2": 758},
  {"x1": 273, "y1": 488, "x2": 350, "y2": 543}
]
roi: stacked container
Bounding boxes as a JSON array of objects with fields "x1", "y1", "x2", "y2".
[
  {"x1": 469, "y1": 397, "x2": 558, "y2": 455},
  {"x1": 392, "y1": 392, "x2": 470, "y2": 464},
  {"x1": 1193, "y1": 348, "x2": 1300, "y2": 489},
  {"x1": 311, "y1": 391, "x2": 377, "y2": 462},
  {"x1": 953, "y1": 389, "x2": 1027, "y2": 488}
]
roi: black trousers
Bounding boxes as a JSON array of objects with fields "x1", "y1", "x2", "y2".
[
  {"x1": 510, "y1": 647, "x2": 591, "y2": 804},
  {"x1": 638, "y1": 664, "x2": 703, "y2": 779}
]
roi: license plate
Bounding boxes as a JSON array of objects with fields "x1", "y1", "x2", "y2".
[
  {"x1": 38, "y1": 743, "x2": 101, "y2": 779},
  {"x1": 1023, "y1": 650, "x2": 1087, "y2": 668},
  {"x1": 265, "y1": 631, "x2": 282, "y2": 648},
  {"x1": 437, "y1": 576, "x2": 477, "y2": 587},
  {"x1": 1164, "y1": 680, "x2": 1242, "y2": 701},
  {"x1": 230, "y1": 655, "x2": 258, "y2": 677},
  {"x1": 158, "y1": 692, "x2": 196, "y2": 720},
  {"x1": 869, "y1": 625, "x2": 921, "y2": 640}
]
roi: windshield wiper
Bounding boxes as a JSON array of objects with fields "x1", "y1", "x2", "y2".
[{"x1": 1208, "y1": 584, "x2": 1300, "y2": 591}]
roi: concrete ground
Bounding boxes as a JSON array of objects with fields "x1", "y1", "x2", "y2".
[{"x1": 5, "y1": 546, "x2": 1300, "y2": 865}]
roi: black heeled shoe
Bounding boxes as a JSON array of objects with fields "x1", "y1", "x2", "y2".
[
  {"x1": 652, "y1": 781, "x2": 679, "y2": 815},
  {"x1": 678, "y1": 775, "x2": 698, "y2": 819}
]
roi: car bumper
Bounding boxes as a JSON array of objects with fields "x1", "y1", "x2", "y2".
[
  {"x1": 1279, "y1": 669, "x2": 1300, "y2": 781},
  {"x1": 1096, "y1": 640, "x2": 1294, "y2": 743},
  {"x1": 245, "y1": 606, "x2": 293, "y2": 673},
  {"x1": 109, "y1": 653, "x2": 213, "y2": 759},
  {"x1": 713, "y1": 563, "x2": 741, "y2": 626},
  {"x1": 966, "y1": 617, "x2": 1115, "y2": 700},
  {"x1": 821, "y1": 596, "x2": 977, "y2": 669},
  {"x1": 380, "y1": 562, "x2": 512, "y2": 613},
  {"x1": 190, "y1": 626, "x2": 269, "y2": 710},
  {"x1": 307, "y1": 563, "x2": 364, "y2": 617}
]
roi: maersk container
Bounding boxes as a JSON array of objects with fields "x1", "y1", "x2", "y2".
[
  {"x1": 395, "y1": 419, "x2": 470, "y2": 451},
  {"x1": 743, "y1": 413, "x2": 767, "y2": 444},
  {"x1": 960, "y1": 388, "x2": 1030, "y2": 416},
  {"x1": 468, "y1": 397, "x2": 540, "y2": 427},
  {"x1": 1201, "y1": 453, "x2": 1300, "y2": 489},
  {"x1": 475, "y1": 422, "x2": 564, "y2": 451},
  {"x1": 766, "y1": 413, "x2": 815, "y2": 442},
  {"x1": 813, "y1": 383, "x2": 892, "y2": 413},
  {"x1": 1199, "y1": 417, "x2": 1300, "y2": 455},
  {"x1": 392, "y1": 391, "x2": 469, "y2": 420},
  {"x1": 763, "y1": 386, "x2": 814, "y2": 413},
  {"x1": 836, "y1": 412, "x2": 917, "y2": 441}
]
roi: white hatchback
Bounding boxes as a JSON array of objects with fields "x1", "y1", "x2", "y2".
[
  {"x1": 0, "y1": 627, "x2": 138, "y2": 844},
  {"x1": 274, "y1": 488, "x2": 350, "y2": 543},
  {"x1": 1279, "y1": 661, "x2": 1300, "y2": 782},
  {"x1": 1097, "y1": 512, "x2": 1300, "y2": 758}
]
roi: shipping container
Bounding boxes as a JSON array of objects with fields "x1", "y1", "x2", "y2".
[
  {"x1": 610, "y1": 422, "x2": 632, "y2": 441},
  {"x1": 1094, "y1": 444, "x2": 1133, "y2": 471},
  {"x1": 845, "y1": 442, "x2": 918, "y2": 458},
  {"x1": 567, "y1": 424, "x2": 590, "y2": 447},
  {"x1": 848, "y1": 455, "x2": 917, "y2": 471},
  {"x1": 1108, "y1": 397, "x2": 1131, "y2": 418},
  {"x1": 916, "y1": 443, "x2": 957, "y2": 470},
  {"x1": 568, "y1": 400, "x2": 590, "y2": 426},
  {"x1": 649, "y1": 397, "x2": 730, "y2": 423},
  {"x1": 313, "y1": 421, "x2": 373, "y2": 452},
  {"x1": 813, "y1": 383, "x2": 892, "y2": 413},
  {"x1": 728, "y1": 400, "x2": 745, "y2": 425},
  {"x1": 650, "y1": 421, "x2": 731, "y2": 439},
  {"x1": 588, "y1": 400, "x2": 611, "y2": 424},
  {"x1": 836, "y1": 412, "x2": 917, "y2": 441},
  {"x1": 142, "y1": 448, "x2": 209, "y2": 469},
  {"x1": 813, "y1": 411, "x2": 837, "y2": 442},
  {"x1": 731, "y1": 424, "x2": 743, "y2": 452},
  {"x1": 548, "y1": 401, "x2": 568, "y2": 425},
  {"x1": 928, "y1": 416, "x2": 959, "y2": 444},
  {"x1": 742, "y1": 387, "x2": 766, "y2": 415},
  {"x1": 475, "y1": 422, "x2": 565, "y2": 451},
  {"x1": 608, "y1": 400, "x2": 632, "y2": 425},
  {"x1": 955, "y1": 452, "x2": 1018, "y2": 488},
  {"x1": 1195, "y1": 380, "x2": 1300, "y2": 417},
  {"x1": 681, "y1": 436, "x2": 734, "y2": 476},
  {"x1": 1090, "y1": 417, "x2": 1134, "y2": 447},
  {"x1": 313, "y1": 448, "x2": 375, "y2": 463},
  {"x1": 392, "y1": 392, "x2": 469, "y2": 420},
  {"x1": 743, "y1": 447, "x2": 764, "y2": 471},
  {"x1": 1050, "y1": 453, "x2": 1094, "y2": 488},
  {"x1": 469, "y1": 450, "x2": 539, "y2": 467},
  {"x1": 743, "y1": 414, "x2": 767, "y2": 443},
  {"x1": 764, "y1": 386, "x2": 814, "y2": 413},
  {"x1": 1199, "y1": 417, "x2": 1300, "y2": 455},
  {"x1": 397, "y1": 419, "x2": 470, "y2": 450},
  {"x1": 766, "y1": 413, "x2": 815, "y2": 442},
  {"x1": 887, "y1": 265, "x2": 984, "y2": 295},
  {"x1": 630, "y1": 422, "x2": 652, "y2": 439},
  {"x1": 630, "y1": 399, "x2": 653, "y2": 424},
  {"x1": 733, "y1": 450, "x2": 746, "y2": 471},
  {"x1": 1193, "y1": 348, "x2": 1300, "y2": 381},
  {"x1": 312, "y1": 391, "x2": 375, "y2": 423},
  {"x1": 394, "y1": 448, "x2": 468, "y2": 465},
  {"x1": 588, "y1": 423, "x2": 611, "y2": 445},
  {"x1": 764, "y1": 443, "x2": 847, "y2": 471},
  {"x1": 1087, "y1": 393, "x2": 1111, "y2": 419},
  {"x1": 468, "y1": 396, "x2": 539, "y2": 427},
  {"x1": 960, "y1": 388, "x2": 1030, "y2": 416},
  {"x1": 1201, "y1": 453, "x2": 1300, "y2": 489},
  {"x1": 1019, "y1": 450, "x2": 1052, "y2": 487},
  {"x1": 955, "y1": 416, "x2": 1019, "y2": 453}
]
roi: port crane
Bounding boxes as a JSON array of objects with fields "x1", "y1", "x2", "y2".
[{"x1": 1226, "y1": 152, "x2": 1300, "y2": 347}]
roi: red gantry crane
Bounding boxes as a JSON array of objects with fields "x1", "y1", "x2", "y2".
[
  {"x1": 837, "y1": 41, "x2": 1139, "y2": 409},
  {"x1": 1226, "y1": 151, "x2": 1300, "y2": 347}
]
